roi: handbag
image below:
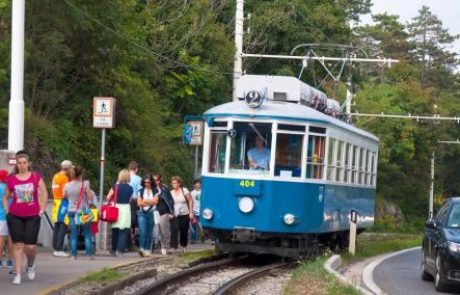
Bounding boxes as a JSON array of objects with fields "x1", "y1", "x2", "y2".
[
  {"x1": 57, "y1": 199, "x2": 69, "y2": 222},
  {"x1": 75, "y1": 181, "x2": 94, "y2": 225},
  {"x1": 100, "y1": 185, "x2": 119, "y2": 222}
]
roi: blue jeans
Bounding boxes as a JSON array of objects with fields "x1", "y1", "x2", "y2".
[
  {"x1": 137, "y1": 210, "x2": 154, "y2": 250},
  {"x1": 68, "y1": 212, "x2": 93, "y2": 257}
]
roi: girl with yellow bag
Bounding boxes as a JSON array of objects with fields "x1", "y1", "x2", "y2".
[{"x1": 64, "y1": 166, "x2": 95, "y2": 260}]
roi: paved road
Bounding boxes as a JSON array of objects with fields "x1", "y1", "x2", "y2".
[{"x1": 374, "y1": 248, "x2": 460, "y2": 294}]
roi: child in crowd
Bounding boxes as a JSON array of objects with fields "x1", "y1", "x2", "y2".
[
  {"x1": 0, "y1": 170, "x2": 13, "y2": 268},
  {"x1": 190, "y1": 179, "x2": 202, "y2": 243}
]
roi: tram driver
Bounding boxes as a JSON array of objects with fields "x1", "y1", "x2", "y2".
[{"x1": 247, "y1": 137, "x2": 271, "y2": 170}]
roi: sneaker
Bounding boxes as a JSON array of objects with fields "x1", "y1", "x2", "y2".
[
  {"x1": 12, "y1": 275, "x2": 21, "y2": 285},
  {"x1": 88, "y1": 255, "x2": 95, "y2": 260},
  {"x1": 9, "y1": 270, "x2": 16, "y2": 275},
  {"x1": 168, "y1": 248, "x2": 176, "y2": 255},
  {"x1": 70, "y1": 256, "x2": 77, "y2": 260},
  {"x1": 27, "y1": 265, "x2": 36, "y2": 280},
  {"x1": 161, "y1": 248, "x2": 167, "y2": 255},
  {"x1": 57, "y1": 251, "x2": 70, "y2": 258},
  {"x1": 7, "y1": 260, "x2": 13, "y2": 268},
  {"x1": 181, "y1": 247, "x2": 187, "y2": 254},
  {"x1": 53, "y1": 251, "x2": 60, "y2": 257},
  {"x1": 0, "y1": 260, "x2": 3, "y2": 268},
  {"x1": 138, "y1": 249, "x2": 144, "y2": 257},
  {"x1": 143, "y1": 250, "x2": 151, "y2": 257}
]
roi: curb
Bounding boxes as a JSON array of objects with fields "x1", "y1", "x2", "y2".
[
  {"x1": 362, "y1": 246, "x2": 421, "y2": 295},
  {"x1": 324, "y1": 255, "x2": 374, "y2": 295}
]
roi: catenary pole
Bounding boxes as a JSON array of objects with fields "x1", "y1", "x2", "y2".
[
  {"x1": 8, "y1": 0, "x2": 25, "y2": 151},
  {"x1": 233, "y1": 0, "x2": 244, "y2": 101}
]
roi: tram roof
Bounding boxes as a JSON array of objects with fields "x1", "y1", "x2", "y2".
[{"x1": 204, "y1": 100, "x2": 379, "y2": 142}]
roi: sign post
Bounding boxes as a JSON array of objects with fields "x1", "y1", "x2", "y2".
[
  {"x1": 349, "y1": 209, "x2": 357, "y2": 255},
  {"x1": 184, "y1": 119, "x2": 204, "y2": 179},
  {"x1": 93, "y1": 97, "x2": 116, "y2": 250}
]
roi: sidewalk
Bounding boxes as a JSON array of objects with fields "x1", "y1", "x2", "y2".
[
  {"x1": 0, "y1": 250, "x2": 145, "y2": 295},
  {"x1": 0, "y1": 243, "x2": 214, "y2": 295}
]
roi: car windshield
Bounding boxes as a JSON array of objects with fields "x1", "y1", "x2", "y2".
[{"x1": 447, "y1": 204, "x2": 460, "y2": 228}]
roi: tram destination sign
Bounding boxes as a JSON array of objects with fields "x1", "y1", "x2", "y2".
[
  {"x1": 184, "y1": 119, "x2": 204, "y2": 146},
  {"x1": 93, "y1": 97, "x2": 116, "y2": 128}
]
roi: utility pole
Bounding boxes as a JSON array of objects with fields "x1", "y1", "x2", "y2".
[
  {"x1": 8, "y1": 0, "x2": 25, "y2": 151},
  {"x1": 233, "y1": 0, "x2": 244, "y2": 101},
  {"x1": 429, "y1": 151, "x2": 434, "y2": 218}
]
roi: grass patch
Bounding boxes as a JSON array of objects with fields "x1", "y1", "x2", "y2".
[
  {"x1": 284, "y1": 257, "x2": 360, "y2": 295},
  {"x1": 284, "y1": 233, "x2": 421, "y2": 294},
  {"x1": 342, "y1": 233, "x2": 422, "y2": 264},
  {"x1": 180, "y1": 249, "x2": 215, "y2": 263},
  {"x1": 369, "y1": 218, "x2": 425, "y2": 234},
  {"x1": 79, "y1": 268, "x2": 127, "y2": 283}
]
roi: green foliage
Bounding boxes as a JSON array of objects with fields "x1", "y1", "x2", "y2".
[
  {"x1": 0, "y1": 1, "x2": 458, "y2": 220},
  {"x1": 180, "y1": 249, "x2": 215, "y2": 263},
  {"x1": 284, "y1": 257, "x2": 360, "y2": 295},
  {"x1": 79, "y1": 268, "x2": 127, "y2": 283}
]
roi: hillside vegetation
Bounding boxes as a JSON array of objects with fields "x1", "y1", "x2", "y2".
[{"x1": 0, "y1": 1, "x2": 458, "y2": 219}]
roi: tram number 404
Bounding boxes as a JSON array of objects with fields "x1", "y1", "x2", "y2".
[{"x1": 239, "y1": 180, "x2": 256, "y2": 188}]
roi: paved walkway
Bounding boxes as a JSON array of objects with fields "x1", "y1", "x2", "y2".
[{"x1": 0, "y1": 243, "x2": 213, "y2": 295}]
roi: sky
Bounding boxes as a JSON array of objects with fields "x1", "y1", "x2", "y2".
[{"x1": 360, "y1": 0, "x2": 460, "y2": 54}]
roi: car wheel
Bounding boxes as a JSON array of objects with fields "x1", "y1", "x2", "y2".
[
  {"x1": 435, "y1": 252, "x2": 450, "y2": 292},
  {"x1": 421, "y1": 249, "x2": 434, "y2": 281}
]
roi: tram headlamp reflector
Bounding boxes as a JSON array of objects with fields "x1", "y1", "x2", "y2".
[
  {"x1": 202, "y1": 208, "x2": 213, "y2": 220},
  {"x1": 283, "y1": 214, "x2": 296, "y2": 225},
  {"x1": 239, "y1": 197, "x2": 254, "y2": 213}
]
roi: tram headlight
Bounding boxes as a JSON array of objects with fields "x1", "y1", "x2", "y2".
[
  {"x1": 202, "y1": 208, "x2": 214, "y2": 220},
  {"x1": 239, "y1": 197, "x2": 254, "y2": 213},
  {"x1": 283, "y1": 213, "x2": 296, "y2": 225}
]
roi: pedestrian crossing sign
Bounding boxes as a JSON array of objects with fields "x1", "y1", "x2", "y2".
[{"x1": 93, "y1": 97, "x2": 116, "y2": 128}]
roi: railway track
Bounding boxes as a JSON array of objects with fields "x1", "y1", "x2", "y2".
[{"x1": 133, "y1": 256, "x2": 290, "y2": 295}]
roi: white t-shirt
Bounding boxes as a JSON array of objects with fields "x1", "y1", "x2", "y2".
[
  {"x1": 191, "y1": 189, "x2": 201, "y2": 215},
  {"x1": 138, "y1": 188, "x2": 155, "y2": 212},
  {"x1": 171, "y1": 188, "x2": 190, "y2": 216}
]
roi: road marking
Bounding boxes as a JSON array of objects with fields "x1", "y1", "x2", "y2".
[{"x1": 362, "y1": 246, "x2": 421, "y2": 295}]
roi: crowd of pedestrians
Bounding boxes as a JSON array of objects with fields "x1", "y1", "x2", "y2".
[{"x1": 0, "y1": 153, "x2": 205, "y2": 285}]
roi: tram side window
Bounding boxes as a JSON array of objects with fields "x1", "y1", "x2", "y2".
[
  {"x1": 365, "y1": 150, "x2": 371, "y2": 185},
  {"x1": 370, "y1": 152, "x2": 377, "y2": 187},
  {"x1": 208, "y1": 131, "x2": 227, "y2": 174},
  {"x1": 358, "y1": 148, "x2": 365, "y2": 184},
  {"x1": 275, "y1": 133, "x2": 303, "y2": 178},
  {"x1": 344, "y1": 143, "x2": 351, "y2": 183},
  {"x1": 229, "y1": 122, "x2": 272, "y2": 175},
  {"x1": 327, "y1": 138, "x2": 336, "y2": 181},
  {"x1": 351, "y1": 145, "x2": 358, "y2": 183},
  {"x1": 335, "y1": 141, "x2": 344, "y2": 182},
  {"x1": 306, "y1": 134, "x2": 326, "y2": 179}
]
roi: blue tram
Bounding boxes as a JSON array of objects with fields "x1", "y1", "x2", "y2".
[{"x1": 198, "y1": 75, "x2": 379, "y2": 257}]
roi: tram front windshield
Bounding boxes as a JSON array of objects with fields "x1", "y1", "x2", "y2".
[{"x1": 230, "y1": 122, "x2": 272, "y2": 175}]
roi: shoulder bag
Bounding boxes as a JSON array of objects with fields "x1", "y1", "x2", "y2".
[
  {"x1": 75, "y1": 181, "x2": 95, "y2": 225},
  {"x1": 100, "y1": 185, "x2": 119, "y2": 222}
]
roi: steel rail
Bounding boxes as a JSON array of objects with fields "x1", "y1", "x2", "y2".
[
  {"x1": 134, "y1": 258, "x2": 235, "y2": 295},
  {"x1": 213, "y1": 262, "x2": 289, "y2": 295}
]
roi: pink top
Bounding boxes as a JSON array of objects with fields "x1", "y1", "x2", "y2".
[{"x1": 8, "y1": 172, "x2": 41, "y2": 217}]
